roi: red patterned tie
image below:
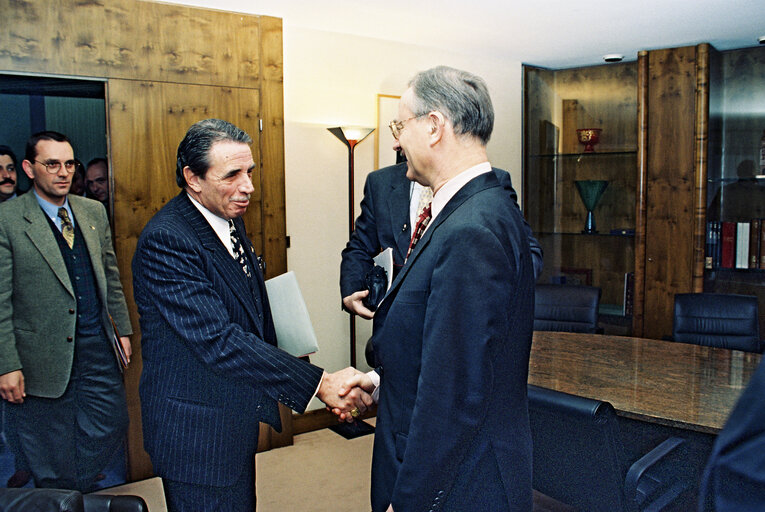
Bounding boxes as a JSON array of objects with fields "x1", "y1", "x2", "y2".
[{"x1": 406, "y1": 203, "x2": 432, "y2": 258}]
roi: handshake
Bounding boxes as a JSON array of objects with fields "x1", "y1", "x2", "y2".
[{"x1": 316, "y1": 367, "x2": 377, "y2": 423}]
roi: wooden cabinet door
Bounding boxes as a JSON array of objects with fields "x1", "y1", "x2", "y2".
[{"x1": 639, "y1": 45, "x2": 707, "y2": 339}]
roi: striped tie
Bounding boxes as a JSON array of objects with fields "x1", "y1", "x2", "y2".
[{"x1": 406, "y1": 202, "x2": 432, "y2": 258}]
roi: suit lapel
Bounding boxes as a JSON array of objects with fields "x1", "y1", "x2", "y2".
[
  {"x1": 379, "y1": 172, "x2": 500, "y2": 310},
  {"x1": 176, "y1": 194, "x2": 263, "y2": 334},
  {"x1": 388, "y1": 169, "x2": 412, "y2": 263},
  {"x1": 21, "y1": 193, "x2": 73, "y2": 297},
  {"x1": 70, "y1": 198, "x2": 106, "y2": 298}
]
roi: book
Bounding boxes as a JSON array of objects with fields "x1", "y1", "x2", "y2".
[
  {"x1": 760, "y1": 219, "x2": 765, "y2": 269},
  {"x1": 264, "y1": 271, "x2": 320, "y2": 357},
  {"x1": 750, "y1": 219, "x2": 761, "y2": 269},
  {"x1": 109, "y1": 314, "x2": 129, "y2": 372},
  {"x1": 705, "y1": 221, "x2": 714, "y2": 270},
  {"x1": 736, "y1": 222, "x2": 750, "y2": 269},
  {"x1": 721, "y1": 221, "x2": 736, "y2": 269}
]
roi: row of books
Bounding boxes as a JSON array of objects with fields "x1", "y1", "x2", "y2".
[{"x1": 705, "y1": 220, "x2": 765, "y2": 270}]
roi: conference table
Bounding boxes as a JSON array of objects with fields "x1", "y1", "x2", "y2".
[{"x1": 528, "y1": 331, "x2": 762, "y2": 434}]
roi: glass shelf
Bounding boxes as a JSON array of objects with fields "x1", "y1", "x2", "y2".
[
  {"x1": 536, "y1": 231, "x2": 635, "y2": 237},
  {"x1": 529, "y1": 150, "x2": 637, "y2": 159}
]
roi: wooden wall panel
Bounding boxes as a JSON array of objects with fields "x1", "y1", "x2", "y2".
[
  {"x1": 0, "y1": 0, "x2": 261, "y2": 88},
  {"x1": 2, "y1": 0, "x2": 289, "y2": 482},
  {"x1": 642, "y1": 45, "x2": 700, "y2": 339}
]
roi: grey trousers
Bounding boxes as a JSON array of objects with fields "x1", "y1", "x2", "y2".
[{"x1": 6, "y1": 331, "x2": 128, "y2": 492}]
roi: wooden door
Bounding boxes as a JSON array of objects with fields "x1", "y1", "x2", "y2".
[{"x1": 107, "y1": 79, "x2": 281, "y2": 479}]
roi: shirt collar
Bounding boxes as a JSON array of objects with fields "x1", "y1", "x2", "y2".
[
  {"x1": 186, "y1": 193, "x2": 234, "y2": 256},
  {"x1": 430, "y1": 162, "x2": 492, "y2": 222},
  {"x1": 34, "y1": 190, "x2": 73, "y2": 229}
]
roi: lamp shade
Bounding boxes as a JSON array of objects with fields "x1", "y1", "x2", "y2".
[{"x1": 328, "y1": 126, "x2": 375, "y2": 147}]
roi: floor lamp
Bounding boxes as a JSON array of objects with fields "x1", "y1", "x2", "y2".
[
  {"x1": 328, "y1": 126, "x2": 374, "y2": 369},
  {"x1": 328, "y1": 126, "x2": 376, "y2": 439}
]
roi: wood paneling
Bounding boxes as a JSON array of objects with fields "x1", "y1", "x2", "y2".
[
  {"x1": 642, "y1": 45, "x2": 706, "y2": 339},
  {"x1": 0, "y1": 0, "x2": 261, "y2": 88},
  {"x1": 2, "y1": 0, "x2": 289, "y2": 482}
]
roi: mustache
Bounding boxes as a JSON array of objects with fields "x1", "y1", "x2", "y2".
[{"x1": 0, "y1": 178, "x2": 15, "y2": 186}]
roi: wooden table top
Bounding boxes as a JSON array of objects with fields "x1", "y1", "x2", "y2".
[{"x1": 528, "y1": 331, "x2": 762, "y2": 434}]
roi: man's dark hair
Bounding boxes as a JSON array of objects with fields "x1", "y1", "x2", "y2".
[
  {"x1": 176, "y1": 119, "x2": 252, "y2": 188},
  {"x1": 24, "y1": 131, "x2": 72, "y2": 162},
  {"x1": 408, "y1": 66, "x2": 494, "y2": 145},
  {"x1": 0, "y1": 145, "x2": 18, "y2": 169},
  {"x1": 86, "y1": 157, "x2": 108, "y2": 170}
]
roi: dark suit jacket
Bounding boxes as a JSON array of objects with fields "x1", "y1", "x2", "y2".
[
  {"x1": 369, "y1": 171, "x2": 534, "y2": 512},
  {"x1": 340, "y1": 162, "x2": 542, "y2": 301},
  {"x1": 0, "y1": 192, "x2": 131, "y2": 397},
  {"x1": 698, "y1": 359, "x2": 765, "y2": 511},
  {"x1": 132, "y1": 193, "x2": 324, "y2": 487}
]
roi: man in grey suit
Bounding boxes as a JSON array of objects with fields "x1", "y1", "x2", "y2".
[
  {"x1": 132, "y1": 119, "x2": 370, "y2": 511},
  {"x1": 0, "y1": 131, "x2": 132, "y2": 491}
]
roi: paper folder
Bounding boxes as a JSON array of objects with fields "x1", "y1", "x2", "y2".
[{"x1": 264, "y1": 271, "x2": 320, "y2": 357}]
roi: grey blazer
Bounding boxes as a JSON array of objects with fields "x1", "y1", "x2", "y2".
[{"x1": 0, "y1": 192, "x2": 131, "y2": 398}]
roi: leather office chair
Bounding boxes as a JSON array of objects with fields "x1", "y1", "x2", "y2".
[
  {"x1": 0, "y1": 488, "x2": 148, "y2": 512},
  {"x1": 527, "y1": 385, "x2": 689, "y2": 512},
  {"x1": 534, "y1": 284, "x2": 602, "y2": 333},
  {"x1": 672, "y1": 293, "x2": 761, "y2": 353}
]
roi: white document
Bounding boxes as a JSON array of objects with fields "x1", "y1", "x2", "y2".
[
  {"x1": 374, "y1": 247, "x2": 394, "y2": 293},
  {"x1": 264, "y1": 271, "x2": 319, "y2": 357}
]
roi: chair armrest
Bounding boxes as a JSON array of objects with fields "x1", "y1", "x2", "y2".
[
  {"x1": 624, "y1": 436, "x2": 688, "y2": 511},
  {"x1": 83, "y1": 494, "x2": 148, "y2": 512}
]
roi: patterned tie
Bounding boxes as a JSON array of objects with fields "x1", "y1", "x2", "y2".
[
  {"x1": 57, "y1": 207, "x2": 75, "y2": 249},
  {"x1": 415, "y1": 186, "x2": 433, "y2": 221},
  {"x1": 228, "y1": 220, "x2": 251, "y2": 278},
  {"x1": 406, "y1": 202, "x2": 432, "y2": 258}
]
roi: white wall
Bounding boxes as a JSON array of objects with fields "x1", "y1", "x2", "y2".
[{"x1": 281, "y1": 27, "x2": 523, "y2": 409}]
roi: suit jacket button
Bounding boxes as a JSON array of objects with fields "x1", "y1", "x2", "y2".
[{"x1": 66, "y1": 336, "x2": 73, "y2": 342}]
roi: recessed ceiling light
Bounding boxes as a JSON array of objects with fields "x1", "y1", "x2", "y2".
[{"x1": 603, "y1": 54, "x2": 624, "y2": 63}]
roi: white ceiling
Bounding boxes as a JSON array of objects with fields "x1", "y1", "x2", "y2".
[{"x1": 166, "y1": 0, "x2": 763, "y2": 68}]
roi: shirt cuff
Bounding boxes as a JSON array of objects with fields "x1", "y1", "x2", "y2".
[{"x1": 367, "y1": 370, "x2": 380, "y2": 403}]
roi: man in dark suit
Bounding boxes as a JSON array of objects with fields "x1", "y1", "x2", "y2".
[
  {"x1": 341, "y1": 66, "x2": 535, "y2": 511},
  {"x1": 698, "y1": 358, "x2": 765, "y2": 511},
  {"x1": 0, "y1": 131, "x2": 132, "y2": 491},
  {"x1": 340, "y1": 161, "x2": 542, "y2": 320},
  {"x1": 132, "y1": 119, "x2": 370, "y2": 512}
]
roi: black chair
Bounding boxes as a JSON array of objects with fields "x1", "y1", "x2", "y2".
[
  {"x1": 672, "y1": 293, "x2": 761, "y2": 353},
  {"x1": 0, "y1": 488, "x2": 148, "y2": 512},
  {"x1": 527, "y1": 385, "x2": 689, "y2": 512},
  {"x1": 534, "y1": 284, "x2": 602, "y2": 333}
]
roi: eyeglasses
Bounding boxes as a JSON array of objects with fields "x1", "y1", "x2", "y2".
[
  {"x1": 35, "y1": 159, "x2": 77, "y2": 174},
  {"x1": 389, "y1": 113, "x2": 428, "y2": 140}
]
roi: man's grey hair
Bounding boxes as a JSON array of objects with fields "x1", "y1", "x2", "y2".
[
  {"x1": 176, "y1": 118, "x2": 252, "y2": 188},
  {"x1": 408, "y1": 66, "x2": 494, "y2": 145}
]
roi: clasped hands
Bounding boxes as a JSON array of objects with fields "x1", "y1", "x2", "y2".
[{"x1": 317, "y1": 367, "x2": 377, "y2": 423}]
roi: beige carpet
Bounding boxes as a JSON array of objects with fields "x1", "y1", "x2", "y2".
[{"x1": 256, "y1": 418, "x2": 376, "y2": 511}]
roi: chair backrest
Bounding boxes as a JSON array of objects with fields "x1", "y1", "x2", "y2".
[
  {"x1": 534, "y1": 284, "x2": 601, "y2": 333},
  {"x1": 527, "y1": 384, "x2": 628, "y2": 512},
  {"x1": 0, "y1": 488, "x2": 84, "y2": 512},
  {"x1": 673, "y1": 293, "x2": 761, "y2": 353}
]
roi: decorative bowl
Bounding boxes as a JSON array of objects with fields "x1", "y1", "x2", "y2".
[{"x1": 576, "y1": 128, "x2": 602, "y2": 153}]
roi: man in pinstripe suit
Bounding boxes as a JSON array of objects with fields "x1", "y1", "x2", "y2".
[{"x1": 132, "y1": 119, "x2": 371, "y2": 512}]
